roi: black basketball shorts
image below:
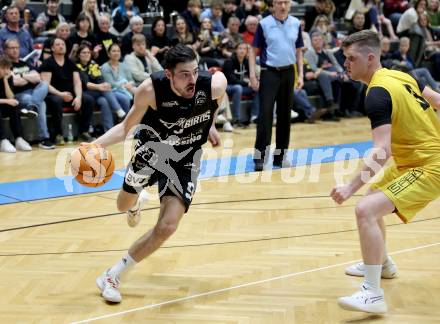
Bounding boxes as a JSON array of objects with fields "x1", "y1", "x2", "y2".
[{"x1": 122, "y1": 145, "x2": 201, "y2": 212}]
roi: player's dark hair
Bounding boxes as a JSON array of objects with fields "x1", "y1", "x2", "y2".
[{"x1": 163, "y1": 44, "x2": 197, "y2": 71}]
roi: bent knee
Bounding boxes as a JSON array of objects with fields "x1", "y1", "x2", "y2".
[
  {"x1": 355, "y1": 200, "x2": 373, "y2": 224},
  {"x1": 155, "y1": 221, "x2": 178, "y2": 240}
]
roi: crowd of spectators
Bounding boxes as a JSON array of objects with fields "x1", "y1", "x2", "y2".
[{"x1": 1, "y1": 0, "x2": 440, "y2": 153}]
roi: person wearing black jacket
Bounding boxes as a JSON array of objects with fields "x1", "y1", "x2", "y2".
[
  {"x1": 94, "y1": 14, "x2": 118, "y2": 65},
  {"x1": 223, "y1": 42, "x2": 259, "y2": 125}
]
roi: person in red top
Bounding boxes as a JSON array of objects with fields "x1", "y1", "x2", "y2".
[
  {"x1": 383, "y1": 0, "x2": 409, "y2": 29},
  {"x1": 241, "y1": 15, "x2": 258, "y2": 51}
]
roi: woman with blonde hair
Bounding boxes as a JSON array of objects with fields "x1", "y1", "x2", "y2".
[
  {"x1": 311, "y1": 14, "x2": 337, "y2": 47},
  {"x1": 81, "y1": 0, "x2": 100, "y2": 33}
]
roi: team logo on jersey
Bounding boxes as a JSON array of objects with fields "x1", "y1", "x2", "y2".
[
  {"x1": 162, "y1": 100, "x2": 179, "y2": 108},
  {"x1": 195, "y1": 90, "x2": 207, "y2": 105},
  {"x1": 159, "y1": 111, "x2": 211, "y2": 134},
  {"x1": 160, "y1": 118, "x2": 186, "y2": 130}
]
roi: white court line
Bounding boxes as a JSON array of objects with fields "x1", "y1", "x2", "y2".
[{"x1": 72, "y1": 241, "x2": 440, "y2": 324}]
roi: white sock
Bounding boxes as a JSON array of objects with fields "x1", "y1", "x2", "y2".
[
  {"x1": 108, "y1": 253, "x2": 137, "y2": 278},
  {"x1": 116, "y1": 108, "x2": 126, "y2": 118},
  {"x1": 364, "y1": 264, "x2": 382, "y2": 291},
  {"x1": 382, "y1": 245, "x2": 389, "y2": 264}
]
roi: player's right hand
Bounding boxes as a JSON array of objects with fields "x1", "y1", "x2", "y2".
[
  {"x1": 208, "y1": 126, "x2": 221, "y2": 147},
  {"x1": 330, "y1": 185, "x2": 354, "y2": 205}
]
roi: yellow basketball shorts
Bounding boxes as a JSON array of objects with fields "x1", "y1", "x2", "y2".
[{"x1": 370, "y1": 162, "x2": 440, "y2": 223}]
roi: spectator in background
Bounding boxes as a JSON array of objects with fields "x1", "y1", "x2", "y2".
[
  {"x1": 36, "y1": 0, "x2": 66, "y2": 37},
  {"x1": 111, "y1": 0, "x2": 140, "y2": 37},
  {"x1": 76, "y1": 44, "x2": 129, "y2": 132},
  {"x1": 300, "y1": 18, "x2": 313, "y2": 52},
  {"x1": 397, "y1": 0, "x2": 426, "y2": 35},
  {"x1": 149, "y1": 17, "x2": 172, "y2": 66},
  {"x1": 0, "y1": 5, "x2": 33, "y2": 58},
  {"x1": 120, "y1": 16, "x2": 144, "y2": 57},
  {"x1": 0, "y1": 56, "x2": 32, "y2": 153},
  {"x1": 311, "y1": 14, "x2": 337, "y2": 47},
  {"x1": 304, "y1": 31, "x2": 342, "y2": 114},
  {"x1": 200, "y1": 0, "x2": 225, "y2": 33},
  {"x1": 236, "y1": 0, "x2": 261, "y2": 32},
  {"x1": 180, "y1": 0, "x2": 202, "y2": 36},
  {"x1": 249, "y1": 0, "x2": 304, "y2": 171},
  {"x1": 304, "y1": 0, "x2": 334, "y2": 31},
  {"x1": 346, "y1": 0, "x2": 398, "y2": 40},
  {"x1": 261, "y1": 0, "x2": 274, "y2": 18},
  {"x1": 242, "y1": 15, "x2": 258, "y2": 47},
  {"x1": 293, "y1": 87, "x2": 327, "y2": 124},
  {"x1": 101, "y1": 43, "x2": 136, "y2": 102},
  {"x1": 383, "y1": 0, "x2": 409, "y2": 28},
  {"x1": 380, "y1": 36, "x2": 394, "y2": 67},
  {"x1": 171, "y1": 16, "x2": 198, "y2": 49},
  {"x1": 81, "y1": 0, "x2": 101, "y2": 34},
  {"x1": 124, "y1": 33, "x2": 162, "y2": 86},
  {"x1": 392, "y1": 37, "x2": 416, "y2": 68},
  {"x1": 4, "y1": 38, "x2": 54, "y2": 149},
  {"x1": 427, "y1": 0, "x2": 440, "y2": 27},
  {"x1": 393, "y1": 36, "x2": 440, "y2": 91},
  {"x1": 40, "y1": 37, "x2": 95, "y2": 144},
  {"x1": 72, "y1": 0, "x2": 103, "y2": 20},
  {"x1": 222, "y1": 0, "x2": 238, "y2": 28},
  {"x1": 410, "y1": 12, "x2": 440, "y2": 78},
  {"x1": 95, "y1": 14, "x2": 118, "y2": 65},
  {"x1": 196, "y1": 17, "x2": 222, "y2": 68},
  {"x1": 348, "y1": 11, "x2": 366, "y2": 35},
  {"x1": 10, "y1": 0, "x2": 37, "y2": 29},
  {"x1": 219, "y1": 16, "x2": 243, "y2": 58},
  {"x1": 41, "y1": 22, "x2": 74, "y2": 61},
  {"x1": 68, "y1": 13, "x2": 99, "y2": 61},
  {"x1": 223, "y1": 42, "x2": 259, "y2": 125}
]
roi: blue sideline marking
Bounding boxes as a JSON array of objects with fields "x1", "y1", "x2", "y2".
[{"x1": 0, "y1": 141, "x2": 372, "y2": 205}]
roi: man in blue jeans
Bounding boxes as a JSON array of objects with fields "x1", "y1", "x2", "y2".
[
  {"x1": 223, "y1": 42, "x2": 259, "y2": 126},
  {"x1": 4, "y1": 38, "x2": 53, "y2": 149}
]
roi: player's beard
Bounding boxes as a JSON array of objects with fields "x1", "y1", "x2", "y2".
[
  {"x1": 170, "y1": 77, "x2": 195, "y2": 99},
  {"x1": 184, "y1": 83, "x2": 196, "y2": 98}
]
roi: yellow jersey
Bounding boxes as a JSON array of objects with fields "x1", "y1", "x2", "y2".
[{"x1": 367, "y1": 68, "x2": 440, "y2": 168}]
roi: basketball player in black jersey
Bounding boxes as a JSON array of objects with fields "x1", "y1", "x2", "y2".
[{"x1": 87, "y1": 44, "x2": 227, "y2": 303}]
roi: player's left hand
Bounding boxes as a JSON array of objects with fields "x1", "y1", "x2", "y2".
[
  {"x1": 330, "y1": 184, "x2": 354, "y2": 205},
  {"x1": 208, "y1": 126, "x2": 221, "y2": 147}
]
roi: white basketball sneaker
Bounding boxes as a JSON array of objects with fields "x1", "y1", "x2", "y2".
[
  {"x1": 96, "y1": 270, "x2": 122, "y2": 303},
  {"x1": 338, "y1": 285, "x2": 387, "y2": 314},
  {"x1": 345, "y1": 257, "x2": 398, "y2": 279},
  {"x1": 126, "y1": 190, "x2": 149, "y2": 227}
]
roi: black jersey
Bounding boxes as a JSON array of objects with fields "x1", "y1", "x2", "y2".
[{"x1": 138, "y1": 70, "x2": 218, "y2": 154}]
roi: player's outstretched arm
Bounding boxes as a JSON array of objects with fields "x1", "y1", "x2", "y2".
[
  {"x1": 331, "y1": 124, "x2": 392, "y2": 204},
  {"x1": 422, "y1": 86, "x2": 440, "y2": 110},
  {"x1": 209, "y1": 71, "x2": 227, "y2": 147},
  {"x1": 92, "y1": 79, "x2": 156, "y2": 148}
]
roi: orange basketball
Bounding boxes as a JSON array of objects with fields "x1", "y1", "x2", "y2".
[{"x1": 70, "y1": 144, "x2": 114, "y2": 187}]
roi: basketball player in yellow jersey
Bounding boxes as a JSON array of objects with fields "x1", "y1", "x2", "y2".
[{"x1": 330, "y1": 30, "x2": 440, "y2": 314}]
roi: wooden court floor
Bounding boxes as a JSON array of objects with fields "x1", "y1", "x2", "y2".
[{"x1": 0, "y1": 118, "x2": 439, "y2": 323}]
